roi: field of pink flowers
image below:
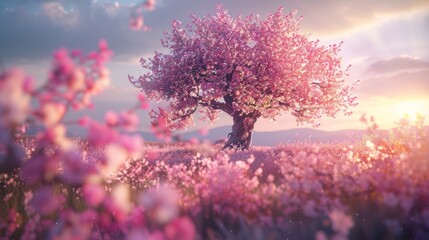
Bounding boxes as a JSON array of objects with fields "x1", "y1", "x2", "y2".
[
  {"x1": 0, "y1": 35, "x2": 427, "y2": 240},
  {"x1": 1, "y1": 109, "x2": 429, "y2": 239}
]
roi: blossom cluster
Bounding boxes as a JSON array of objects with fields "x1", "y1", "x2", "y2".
[
  {"x1": 96, "y1": 117, "x2": 429, "y2": 239},
  {"x1": 1, "y1": 54, "x2": 428, "y2": 239},
  {"x1": 0, "y1": 41, "x2": 194, "y2": 240},
  {"x1": 129, "y1": 0, "x2": 156, "y2": 31}
]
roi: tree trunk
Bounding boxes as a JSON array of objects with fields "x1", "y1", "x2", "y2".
[{"x1": 223, "y1": 114, "x2": 257, "y2": 150}]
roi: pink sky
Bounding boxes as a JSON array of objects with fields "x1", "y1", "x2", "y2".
[{"x1": 1, "y1": 0, "x2": 428, "y2": 132}]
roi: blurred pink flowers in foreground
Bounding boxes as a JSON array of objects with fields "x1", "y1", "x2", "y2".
[
  {"x1": 329, "y1": 209, "x2": 354, "y2": 239},
  {"x1": 0, "y1": 69, "x2": 30, "y2": 128},
  {"x1": 0, "y1": 38, "x2": 198, "y2": 239},
  {"x1": 129, "y1": 0, "x2": 156, "y2": 31}
]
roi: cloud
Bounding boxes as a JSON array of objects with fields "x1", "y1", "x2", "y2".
[
  {"x1": 0, "y1": 0, "x2": 162, "y2": 64},
  {"x1": 207, "y1": 0, "x2": 429, "y2": 36},
  {"x1": 1, "y1": 0, "x2": 428, "y2": 65},
  {"x1": 358, "y1": 69, "x2": 429, "y2": 98},
  {"x1": 294, "y1": 0, "x2": 429, "y2": 36},
  {"x1": 366, "y1": 56, "x2": 429, "y2": 73},
  {"x1": 101, "y1": 2, "x2": 121, "y2": 17},
  {"x1": 42, "y1": 2, "x2": 79, "y2": 26},
  {"x1": 42, "y1": 2, "x2": 67, "y2": 19}
]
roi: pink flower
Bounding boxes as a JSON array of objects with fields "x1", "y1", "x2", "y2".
[
  {"x1": 78, "y1": 116, "x2": 91, "y2": 126},
  {"x1": 21, "y1": 154, "x2": 59, "y2": 184},
  {"x1": 126, "y1": 230, "x2": 164, "y2": 240},
  {"x1": 315, "y1": 231, "x2": 328, "y2": 240},
  {"x1": 144, "y1": 0, "x2": 156, "y2": 11},
  {"x1": 35, "y1": 102, "x2": 66, "y2": 127},
  {"x1": 52, "y1": 210, "x2": 95, "y2": 240},
  {"x1": 130, "y1": 15, "x2": 144, "y2": 30},
  {"x1": 328, "y1": 209, "x2": 354, "y2": 235},
  {"x1": 67, "y1": 67, "x2": 86, "y2": 91},
  {"x1": 23, "y1": 76, "x2": 34, "y2": 94},
  {"x1": 82, "y1": 182, "x2": 106, "y2": 207},
  {"x1": 38, "y1": 124, "x2": 72, "y2": 150},
  {"x1": 118, "y1": 111, "x2": 139, "y2": 131},
  {"x1": 139, "y1": 185, "x2": 179, "y2": 224},
  {"x1": 150, "y1": 110, "x2": 172, "y2": 141},
  {"x1": 99, "y1": 39, "x2": 112, "y2": 59},
  {"x1": 20, "y1": 156, "x2": 43, "y2": 184},
  {"x1": 104, "y1": 184, "x2": 131, "y2": 222},
  {"x1": 0, "y1": 208, "x2": 20, "y2": 237},
  {"x1": 125, "y1": 206, "x2": 146, "y2": 229},
  {"x1": 85, "y1": 70, "x2": 110, "y2": 95},
  {"x1": 0, "y1": 69, "x2": 30, "y2": 127},
  {"x1": 118, "y1": 134, "x2": 143, "y2": 158},
  {"x1": 138, "y1": 92, "x2": 150, "y2": 109},
  {"x1": 99, "y1": 143, "x2": 128, "y2": 177},
  {"x1": 99, "y1": 39, "x2": 109, "y2": 51},
  {"x1": 53, "y1": 48, "x2": 74, "y2": 76},
  {"x1": 31, "y1": 186, "x2": 64, "y2": 215},
  {"x1": 145, "y1": 150, "x2": 159, "y2": 161},
  {"x1": 105, "y1": 110, "x2": 119, "y2": 126},
  {"x1": 87, "y1": 120, "x2": 119, "y2": 147},
  {"x1": 71, "y1": 49, "x2": 82, "y2": 57},
  {"x1": 126, "y1": 229, "x2": 148, "y2": 240},
  {"x1": 164, "y1": 217, "x2": 195, "y2": 240},
  {"x1": 61, "y1": 150, "x2": 93, "y2": 184}
]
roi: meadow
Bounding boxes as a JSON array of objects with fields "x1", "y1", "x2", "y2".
[{"x1": 1, "y1": 115, "x2": 428, "y2": 239}]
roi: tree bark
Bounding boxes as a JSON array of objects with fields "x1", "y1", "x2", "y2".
[{"x1": 223, "y1": 114, "x2": 257, "y2": 150}]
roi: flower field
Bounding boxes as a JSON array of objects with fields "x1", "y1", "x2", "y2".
[{"x1": 1, "y1": 116, "x2": 428, "y2": 239}]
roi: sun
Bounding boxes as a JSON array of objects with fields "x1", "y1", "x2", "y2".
[{"x1": 393, "y1": 100, "x2": 429, "y2": 122}]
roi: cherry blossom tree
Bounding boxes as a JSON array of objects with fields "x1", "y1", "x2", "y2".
[{"x1": 129, "y1": 6, "x2": 357, "y2": 149}]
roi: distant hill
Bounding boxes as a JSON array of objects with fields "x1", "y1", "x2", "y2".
[
  {"x1": 179, "y1": 126, "x2": 367, "y2": 146},
  {"x1": 25, "y1": 124, "x2": 429, "y2": 147},
  {"x1": 141, "y1": 125, "x2": 429, "y2": 146}
]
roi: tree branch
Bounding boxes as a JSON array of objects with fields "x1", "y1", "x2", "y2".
[
  {"x1": 312, "y1": 82, "x2": 327, "y2": 88},
  {"x1": 173, "y1": 28, "x2": 185, "y2": 46},
  {"x1": 200, "y1": 100, "x2": 233, "y2": 115},
  {"x1": 171, "y1": 106, "x2": 197, "y2": 122},
  {"x1": 279, "y1": 102, "x2": 291, "y2": 107},
  {"x1": 223, "y1": 64, "x2": 238, "y2": 108}
]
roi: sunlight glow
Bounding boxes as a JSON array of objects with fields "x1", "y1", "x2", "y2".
[{"x1": 393, "y1": 99, "x2": 429, "y2": 122}]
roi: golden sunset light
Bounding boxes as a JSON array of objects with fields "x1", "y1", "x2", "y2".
[{"x1": 392, "y1": 99, "x2": 429, "y2": 121}]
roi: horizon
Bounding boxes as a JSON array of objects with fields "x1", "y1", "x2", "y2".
[
  {"x1": 1, "y1": 0, "x2": 428, "y2": 134},
  {"x1": 22, "y1": 123, "x2": 428, "y2": 146}
]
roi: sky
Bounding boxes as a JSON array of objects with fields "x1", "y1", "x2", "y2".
[{"x1": 1, "y1": 0, "x2": 428, "y2": 133}]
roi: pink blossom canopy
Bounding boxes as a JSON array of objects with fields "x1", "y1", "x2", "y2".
[{"x1": 130, "y1": 6, "x2": 356, "y2": 130}]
